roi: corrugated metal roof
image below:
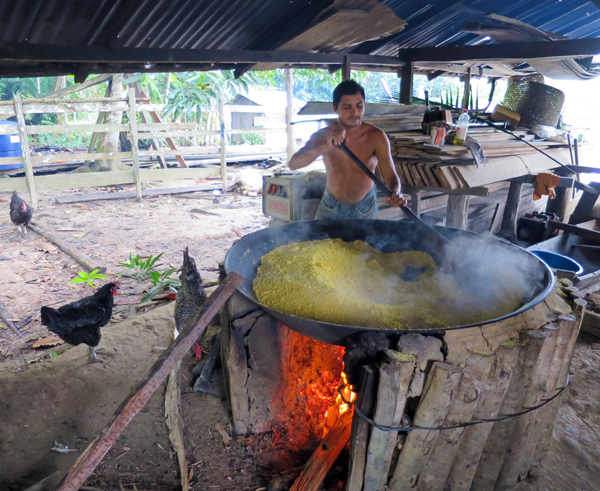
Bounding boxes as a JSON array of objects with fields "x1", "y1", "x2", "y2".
[{"x1": 0, "y1": 0, "x2": 600, "y2": 78}]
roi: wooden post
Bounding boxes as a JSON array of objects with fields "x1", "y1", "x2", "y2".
[
  {"x1": 462, "y1": 68, "x2": 471, "y2": 110},
  {"x1": 56, "y1": 273, "x2": 244, "y2": 491},
  {"x1": 342, "y1": 55, "x2": 352, "y2": 81},
  {"x1": 471, "y1": 330, "x2": 546, "y2": 491},
  {"x1": 545, "y1": 176, "x2": 571, "y2": 222},
  {"x1": 219, "y1": 98, "x2": 227, "y2": 194},
  {"x1": 532, "y1": 314, "x2": 581, "y2": 466},
  {"x1": 445, "y1": 342, "x2": 521, "y2": 491},
  {"x1": 286, "y1": 68, "x2": 295, "y2": 163},
  {"x1": 388, "y1": 362, "x2": 463, "y2": 491},
  {"x1": 346, "y1": 365, "x2": 376, "y2": 491},
  {"x1": 363, "y1": 351, "x2": 416, "y2": 491},
  {"x1": 418, "y1": 349, "x2": 495, "y2": 491},
  {"x1": 399, "y1": 63, "x2": 414, "y2": 105},
  {"x1": 128, "y1": 87, "x2": 142, "y2": 202},
  {"x1": 13, "y1": 95, "x2": 38, "y2": 210},
  {"x1": 496, "y1": 325, "x2": 560, "y2": 488},
  {"x1": 410, "y1": 191, "x2": 421, "y2": 218},
  {"x1": 500, "y1": 181, "x2": 523, "y2": 236},
  {"x1": 446, "y1": 194, "x2": 469, "y2": 229}
]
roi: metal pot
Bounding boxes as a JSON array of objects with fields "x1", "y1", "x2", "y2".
[{"x1": 224, "y1": 219, "x2": 554, "y2": 346}]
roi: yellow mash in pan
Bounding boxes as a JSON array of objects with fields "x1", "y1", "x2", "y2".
[{"x1": 253, "y1": 238, "x2": 518, "y2": 330}]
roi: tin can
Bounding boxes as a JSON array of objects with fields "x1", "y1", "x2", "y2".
[{"x1": 430, "y1": 126, "x2": 447, "y2": 146}]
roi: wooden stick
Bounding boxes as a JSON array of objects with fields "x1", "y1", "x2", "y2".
[
  {"x1": 219, "y1": 99, "x2": 227, "y2": 193},
  {"x1": 56, "y1": 272, "x2": 243, "y2": 491},
  {"x1": 363, "y1": 351, "x2": 416, "y2": 491},
  {"x1": 128, "y1": 87, "x2": 142, "y2": 202},
  {"x1": 27, "y1": 221, "x2": 105, "y2": 273},
  {"x1": 444, "y1": 342, "x2": 521, "y2": 491},
  {"x1": 165, "y1": 360, "x2": 189, "y2": 491},
  {"x1": 346, "y1": 365, "x2": 376, "y2": 491},
  {"x1": 471, "y1": 331, "x2": 546, "y2": 491},
  {"x1": 496, "y1": 324, "x2": 561, "y2": 489},
  {"x1": 418, "y1": 349, "x2": 495, "y2": 491},
  {"x1": 388, "y1": 362, "x2": 463, "y2": 491},
  {"x1": 532, "y1": 313, "x2": 581, "y2": 467},
  {"x1": 289, "y1": 409, "x2": 354, "y2": 491},
  {"x1": 0, "y1": 302, "x2": 21, "y2": 336},
  {"x1": 14, "y1": 95, "x2": 38, "y2": 209}
]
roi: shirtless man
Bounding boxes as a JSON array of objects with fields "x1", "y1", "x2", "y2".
[{"x1": 288, "y1": 80, "x2": 405, "y2": 219}]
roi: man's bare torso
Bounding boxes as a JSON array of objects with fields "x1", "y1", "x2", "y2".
[{"x1": 319, "y1": 122, "x2": 380, "y2": 204}]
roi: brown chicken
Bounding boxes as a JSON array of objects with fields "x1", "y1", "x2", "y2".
[
  {"x1": 174, "y1": 247, "x2": 207, "y2": 333},
  {"x1": 10, "y1": 191, "x2": 33, "y2": 234},
  {"x1": 40, "y1": 282, "x2": 118, "y2": 363}
]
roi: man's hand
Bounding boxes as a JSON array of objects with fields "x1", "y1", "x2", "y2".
[
  {"x1": 325, "y1": 125, "x2": 346, "y2": 148},
  {"x1": 385, "y1": 189, "x2": 406, "y2": 208}
]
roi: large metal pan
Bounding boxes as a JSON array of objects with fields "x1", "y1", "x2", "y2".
[{"x1": 224, "y1": 219, "x2": 555, "y2": 346}]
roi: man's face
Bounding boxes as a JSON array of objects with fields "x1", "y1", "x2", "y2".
[{"x1": 333, "y1": 93, "x2": 365, "y2": 129}]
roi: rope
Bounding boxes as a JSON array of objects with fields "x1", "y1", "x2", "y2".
[{"x1": 339, "y1": 374, "x2": 570, "y2": 433}]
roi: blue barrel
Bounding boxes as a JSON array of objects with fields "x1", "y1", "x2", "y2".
[{"x1": 0, "y1": 120, "x2": 23, "y2": 171}]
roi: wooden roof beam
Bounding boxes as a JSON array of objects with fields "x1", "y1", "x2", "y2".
[
  {"x1": 398, "y1": 38, "x2": 600, "y2": 63},
  {"x1": 0, "y1": 43, "x2": 405, "y2": 67}
]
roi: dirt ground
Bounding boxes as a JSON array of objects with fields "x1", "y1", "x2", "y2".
[{"x1": 0, "y1": 179, "x2": 599, "y2": 491}]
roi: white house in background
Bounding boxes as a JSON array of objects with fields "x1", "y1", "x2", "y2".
[{"x1": 225, "y1": 89, "x2": 320, "y2": 150}]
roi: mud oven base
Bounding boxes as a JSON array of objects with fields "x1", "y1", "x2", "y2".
[{"x1": 219, "y1": 288, "x2": 583, "y2": 491}]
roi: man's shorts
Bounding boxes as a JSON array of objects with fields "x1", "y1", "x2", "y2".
[{"x1": 314, "y1": 186, "x2": 378, "y2": 220}]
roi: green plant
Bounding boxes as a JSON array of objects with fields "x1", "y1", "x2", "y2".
[
  {"x1": 70, "y1": 269, "x2": 108, "y2": 288},
  {"x1": 141, "y1": 268, "x2": 180, "y2": 303},
  {"x1": 118, "y1": 252, "x2": 164, "y2": 280}
]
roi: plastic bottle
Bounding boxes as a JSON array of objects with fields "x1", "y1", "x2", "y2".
[{"x1": 453, "y1": 110, "x2": 470, "y2": 146}]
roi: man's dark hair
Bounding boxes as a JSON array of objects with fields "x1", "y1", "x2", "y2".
[{"x1": 333, "y1": 80, "x2": 365, "y2": 108}]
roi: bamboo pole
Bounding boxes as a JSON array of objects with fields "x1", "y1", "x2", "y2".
[
  {"x1": 496, "y1": 324, "x2": 561, "y2": 489},
  {"x1": 445, "y1": 342, "x2": 521, "y2": 491},
  {"x1": 128, "y1": 87, "x2": 142, "y2": 202},
  {"x1": 363, "y1": 351, "x2": 416, "y2": 491},
  {"x1": 532, "y1": 313, "x2": 581, "y2": 467},
  {"x1": 13, "y1": 95, "x2": 38, "y2": 210},
  {"x1": 388, "y1": 362, "x2": 463, "y2": 491},
  {"x1": 346, "y1": 365, "x2": 376, "y2": 491},
  {"x1": 418, "y1": 349, "x2": 495, "y2": 491},
  {"x1": 285, "y1": 68, "x2": 294, "y2": 163},
  {"x1": 289, "y1": 410, "x2": 354, "y2": 491},
  {"x1": 56, "y1": 272, "x2": 243, "y2": 491},
  {"x1": 219, "y1": 99, "x2": 227, "y2": 193},
  {"x1": 27, "y1": 221, "x2": 105, "y2": 273},
  {"x1": 471, "y1": 330, "x2": 546, "y2": 491}
]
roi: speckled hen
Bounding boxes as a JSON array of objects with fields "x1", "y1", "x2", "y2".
[{"x1": 174, "y1": 247, "x2": 207, "y2": 333}]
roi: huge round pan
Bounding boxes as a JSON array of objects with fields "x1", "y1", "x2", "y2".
[{"x1": 224, "y1": 219, "x2": 555, "y2": 346}]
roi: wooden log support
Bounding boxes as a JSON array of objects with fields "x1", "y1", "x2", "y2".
[
  {"x1": 523, "y1": 315, "x2": 579, "y2": 477},
  {"x1": 363, "y1": 351, "x2": 416, "y2": 491},
  {"x1": 56, "y1": 272, "x2": 243, "y2": 491},
  {"x1": 462, "y1": 68, "x2": 471, "y2": 110},
  {"x1": 388, "y1": 362, "x2": 463, "y2": 491},
  {"x1": 399, "y1": 62, "x2": 414, "y2": 105},
  {"x1": 500, "y1": 181, "x2": 523, "y2": 236},
  {"x1": 342, "y1": 55, "x2": 352, "y2": 81},
  {"x1": 286, "y1": 68, "x2": 294, "y2": 163},
  {"x1": 289, "y1": 410, "x2": 354, "y2": 491},
  {"x1": 532, "y1": 313, "x2": 581, "y2": 467},
  {"x1": 219, "y1": 99, "x2": 227, "y2": 193},
  {"x1": 418, "y1": 349, "x2": 495, "y2": 491},
  {"x1": 128, "y1": 87, "x2": 142, "y2": 202},
  {"x1": 471, "y1": 330, "x2": 546, "y2": 491},
  {"x1": 346, "y1": 365, "x2": 377, "y2": 491},
  {"x1": 496, "y1": 324, "x2": 561, "y2": 488},
  {"x1": 27, "y1": 221, "x2": 105, "y2": 273},
  {"x1": 165, "y1": 360, "x2": 189, "y2": 491},
  {"x1": 446, "y1": 194, "x2": 469, "y2": 229},
  {"x1": 13, "y1": 95, "x2": 38, "y2": 209},
  {"x1": 445, "y1": 342, "x2": 521, "y2": 491},
  {"x1": 226, "y1": 319, "x2": 250, "y2": 435}
]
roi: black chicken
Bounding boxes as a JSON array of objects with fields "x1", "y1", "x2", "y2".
[
  {"x1": 10, "y1": 191, "x2": 33, "y2": 234},
  {"x1": 40, "y1": 282, "x2": 118, "y2": 363},
  {"x1": 174, "y1": 247, "x2": 207, "y2": 333}
]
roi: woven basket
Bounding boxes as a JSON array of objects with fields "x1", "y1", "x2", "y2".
[{"x1": 503, "y1": 81, "x2": 565, "y2": 127}]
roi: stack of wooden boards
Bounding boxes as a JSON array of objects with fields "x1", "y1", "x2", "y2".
[
  {"x1": 389, "y1": 127, "x2": 572, "y2": 190},
  {"x1": 297, "y1": 102, "x2": 425, "y2": 132}
]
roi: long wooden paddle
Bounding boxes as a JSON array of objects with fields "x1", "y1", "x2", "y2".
[{"x1": 338, "y1": 142, "x2": 450, "y2": 260}]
